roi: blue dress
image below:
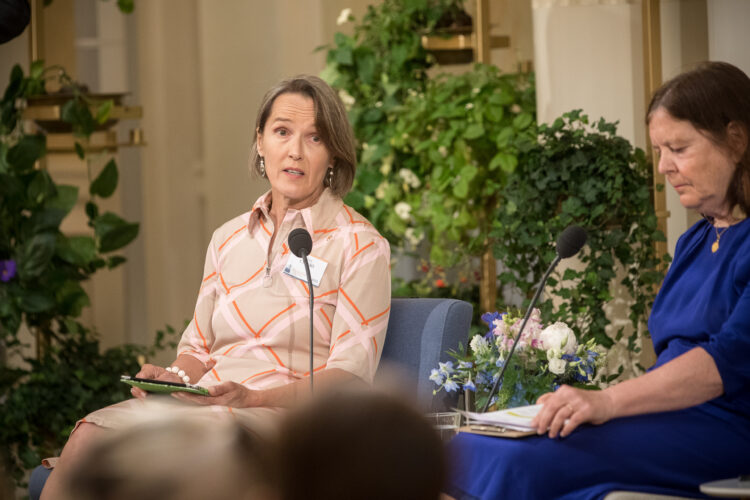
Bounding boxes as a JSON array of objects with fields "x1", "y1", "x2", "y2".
[{"x1": 446, "y1": 218, "x2": 750, "y2": 500}]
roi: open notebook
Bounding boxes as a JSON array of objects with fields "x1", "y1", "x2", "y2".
[{"x1": 458, "y1": 404, "x2": 542, "y2": 438}]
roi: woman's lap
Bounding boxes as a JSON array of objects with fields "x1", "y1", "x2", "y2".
[{"x1": 446, "y1": 406, "x2": 750, "y2": 500}]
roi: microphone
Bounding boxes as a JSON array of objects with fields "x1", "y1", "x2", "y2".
[
  {"x1": 288, "y1": 228, "x2": 315, "y2": 393},
  {"x1": 481, "y1": 225, "x2": 587, "y2": 412}
]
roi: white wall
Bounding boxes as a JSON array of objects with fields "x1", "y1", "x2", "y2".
[{"x1": 532, "y1": 0, "x2": 645, "y2": 147}]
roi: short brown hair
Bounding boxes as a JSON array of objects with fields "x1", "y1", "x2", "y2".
[
  {"x1": 647, "y1": 61, "x2": 750, "y2": 216},
  {"x1": 249, "y1": 75, "x2": 357, "y2": 198},
  {"x1": 275, "y1": 391, "x2": 446, "y2": 500}
]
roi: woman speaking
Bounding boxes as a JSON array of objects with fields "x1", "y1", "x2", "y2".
[{"x1": 40, "y1": 75, "x2": 391, "y2": 499}]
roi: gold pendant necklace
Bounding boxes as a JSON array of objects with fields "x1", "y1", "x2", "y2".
[{"x1": 711, "y1": 225, "x2": 730, "y2": 253}]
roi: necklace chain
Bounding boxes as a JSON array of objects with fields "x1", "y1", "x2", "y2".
[{"x1": 711, "y1": 225, "x2": 730, "y2": 253}]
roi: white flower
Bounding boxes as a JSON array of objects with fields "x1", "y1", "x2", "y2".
[
  {"x1": 375, "y1": 101, "x2": 383, "y2": 108},
  {"x1": 465, "y1": 102, "x2": 474, "y2": 110},
  {"x1": 548, "y1": 357, "x2": 567, "y2": 375},
  {"x1": 511, "y1": 103, "x2": 521, "y2": 113},
  {"x1": 539, "y1": 322, "x2": 578, "y2": 354},
  {"x1": 374, "y1": 181, "x2": 388, "y2": 200},
  {"x1": 469, "y1": 334, "x2": 490, "y2": 355},
  {"x1": 438, "y1": 145, "x2": 448, "y2": 157},
  {"x1": 472, "y1": 87, "x2": 481, "y2": 94},
  {"x1": 394, "y1": 202, "x2": 411, "y2": 221},
  {"x1": 405, "y1": 227, "x2": 422, "y2": 247},
  {"x1": 380, "y1": 154, "x2": 393, "y2": 175},
  {"x1": 338, "y1": 89, "x2": 355, "y2": 110},
  {"x1": 336, "y1": 8, "x2": 352, "y2": 25},
  {"x1": 398, "y1": 168, "x2": 420, "y2": 189}
]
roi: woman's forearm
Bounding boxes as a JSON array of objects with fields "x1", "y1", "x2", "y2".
[
  {"x1": 174, "y1": 354, "x2": 213, "y2": 384},
  {"x1": 606, "y1": 347, "x2": 724, "y2": 418}
]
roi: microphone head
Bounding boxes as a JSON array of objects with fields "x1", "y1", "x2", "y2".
[
  {"x1": 556, "y1": 225, "x2": 587, "y2": 259},
  {"x1": 288, "y1": 228, "x2": 313, "y2": 258}
]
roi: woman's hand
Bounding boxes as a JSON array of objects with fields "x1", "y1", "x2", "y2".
[
  {"x1": 530, "y1": 385, "x2": 615, "y2": 438},
  {"x1": 130, "y1": 363, "x2": 183, "y2": 399},
  {"x1": 171, "y1": 381, "x2": 260, "y2": 408}
]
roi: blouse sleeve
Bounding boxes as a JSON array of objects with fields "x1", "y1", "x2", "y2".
[
  {"x1": 176, "y1": 231, "x2": 220, "y2": 366},
  {"x1": 700, "y1": 279, "x2": 750, "y2": 398},
  {"x1": 326, "y1": 229, "x2": 391, "y2": 383}
]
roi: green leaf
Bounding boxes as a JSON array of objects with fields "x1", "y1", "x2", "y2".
[
  {"x1": 17, "y1": 232, "x2": 56, "y2": 279},
  {"x1": 57, "y1": 281, "x2": 90, "y2": 317},
  {"x1": 61, "y1": 98, "x2": 96, "y2": 137},
  {"x1": 513, "y1": 112, "x2": 533, "y2": 130},
  {"x1": 89, "y1": 159, "x2": 119, "y2": 198},
  {"x1": 95, "y1": 100, "x2": 113, "y2": 125},
  {"x1": 117, "y1": 0, "x2": 134, "y2": 13},
  {"x1": 74, "y1": 142, "x2": 85, "y2": 160},
  {"x1": 463, "y1": 124, "x2": 485, "y2": 140},
  {"x1": 29, "y1": 60, "x2": 45, "y2": 80},
  {"x1": 27, "y1": 170, "x2": 55, "y2": 204},
  {"x1": 57, "y1": 236, "x2": 97, "y2": 266},
  {"x1": 94, "y1": 212, "x2": 140, "y2": 253},
  {"x1": 334, "y1": 46, "x2": 353, "y2": 66},
  {"x1": 7, "y1": 134, "x2": 46, "y2": 172},
  {"x1": 46, "y1": 185, "x2": 79, "y2": 217}
]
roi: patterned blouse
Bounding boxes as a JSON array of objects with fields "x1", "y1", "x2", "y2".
[{"x1": 178, "y1": 188, "x2": 392, "y2": 389}]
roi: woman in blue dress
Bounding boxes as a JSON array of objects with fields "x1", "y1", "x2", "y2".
[{"x1": 446, "y1": 61, "x2": 750, "y2": 499}]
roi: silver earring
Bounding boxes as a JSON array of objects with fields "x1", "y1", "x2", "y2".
[
  {"x1": 326, "y1": 167, "x2": 334, "y2": 187},
  {"x1": 259, "y1": 157, "x2": 266, "y2": 177}
]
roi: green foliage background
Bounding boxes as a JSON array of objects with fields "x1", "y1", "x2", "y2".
[
  {"x1": 323, "y1": 2, "x2": 668, "y2": 379},
  {"x1": 0, "y1": 63, "x2": 172, "y2": 487}
]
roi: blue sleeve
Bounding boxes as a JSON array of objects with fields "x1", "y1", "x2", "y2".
[{"x1": 700, "y1": 270, "x2": 750, "y2": 398}]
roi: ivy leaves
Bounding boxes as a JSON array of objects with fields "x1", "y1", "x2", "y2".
[
  {"x1": 0, "y1": 63, "x2": 139, "y2": 345},
  {"x1": 492, "y1": 111, "x2": 669, "y2": 354}
]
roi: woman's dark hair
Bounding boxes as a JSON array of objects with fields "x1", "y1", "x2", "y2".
[
  {"x1": 249, "y1": 75, "x2": 356, "y2": 198},
  {"x1": 647, "y1": 61, "x2": 750, "y2": 216}
]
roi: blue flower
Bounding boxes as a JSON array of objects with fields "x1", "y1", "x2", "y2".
[
  {"x1": 444, "y1": 379, "x2": 460, "y2": 392},
  {"x1": 429, "y1": 369, "x2": 444, "y2": 385},
  {"x1": 481, "y1": 311, "x2": 504, "y2": 326},
  {"x1": 458, "y1": 361, "x2": 473, "y2": 369},
  {"x1": 438, "y1": 361, "x2": 454, "y2": 376},
  {"x1": 0, "y1": 259, "x2": 16, "y2": 282},
  {"x1": 464, "y1": 380, "x2": 476, "y2": 391}
]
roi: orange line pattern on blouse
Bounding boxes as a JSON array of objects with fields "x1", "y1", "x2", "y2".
[
  {"x1": 226, "y1": 263, "x2": 265, "y2": 293},
  {"x1": 339, "y1": 287, "x2": 366, "y2": 323},
  {"x1": 241, "y1": 368, "x2": 277, "y2": 384},
  {"x1": 362, "y1": 305, "x2": 391, "y2": 326},
  {"x1": 194, "y1": 312, "x2": 209, "y2": 352},
  {"x1": 218, "y1": 224, "x2": 247, "y2": 251},
  {"x1": 351, "y1": 241, "x2": 374, "y2": 261},
  {"x1": 343, "y1": 205, "x2": 369, "y2": 225}
]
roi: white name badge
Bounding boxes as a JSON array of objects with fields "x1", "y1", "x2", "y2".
[{"x1": 283, "y1": 254, "x2": 328, "y2": 287}]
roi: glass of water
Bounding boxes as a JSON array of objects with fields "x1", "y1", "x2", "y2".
[{"x1": 427, "y1": 411, "x2": 461, "y2": 441}]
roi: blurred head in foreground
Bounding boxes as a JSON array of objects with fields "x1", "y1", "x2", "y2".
[
  {"x1": 276, "y1": 390, "x2": 446, "y2": 500},
  {"x1": 64, "y1": 419, "x2": 276, "y2": 500}
]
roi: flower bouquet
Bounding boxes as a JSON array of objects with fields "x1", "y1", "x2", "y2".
[{"x1": 431, "y1": 309, "x2": 607, "y2": 412}]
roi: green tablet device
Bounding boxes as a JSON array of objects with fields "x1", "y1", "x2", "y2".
[{"x1": 120, "y1": 375, "x2": 210, "y2": 396}]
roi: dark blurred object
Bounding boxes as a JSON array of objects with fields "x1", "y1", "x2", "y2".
[
  {"x1": 0, "y1": 0, "x2": 30, "y2": 44},
  {"x1": 277, "y1": 391, "x2": 446, "y2": 500},
  {"x1": 65, "y1": 419, "x2": 277, "y2": 500}
]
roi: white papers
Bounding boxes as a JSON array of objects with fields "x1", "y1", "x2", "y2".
[{"x1": 459, "y1": 404, "x2": 542, "y2": 431}]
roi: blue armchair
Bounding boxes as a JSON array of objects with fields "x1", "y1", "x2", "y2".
[{"x1": 377, "y1": 297, "x2": 473, "y2": 412}]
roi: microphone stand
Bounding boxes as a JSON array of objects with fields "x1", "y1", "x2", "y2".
[
  {"x1": 481, "y1": 254, "x2": 561, "y2": 413},
  {"x1": 300, "y1": 249, "x2": 314, "y2": 393}
]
